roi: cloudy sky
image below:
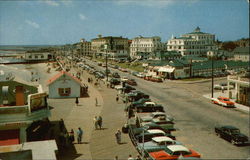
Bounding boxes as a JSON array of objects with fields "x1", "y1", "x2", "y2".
[{"x1": 0, "y1": 0, "x2": 249, "y2": 45}]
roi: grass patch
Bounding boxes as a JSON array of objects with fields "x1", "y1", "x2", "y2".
[{"x1": 115, "y1": 62, "x2": 144, "y2": 72}]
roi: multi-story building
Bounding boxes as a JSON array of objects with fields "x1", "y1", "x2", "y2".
[
  {"x1": 167, "y1": 27, "x2": 217, "y2": 56},
  {"x1": 91, "y1": 35, "x2": 129, "y2": 60},
  {"x1": 77, "y1": 38, "x2": 92, "y2": 57},
  {"x1": 130, "y1": 36, "x2": 166, "y2": 59},
  {"x1": 233, "y1": 47, "x2": 250, "y2": 62}
]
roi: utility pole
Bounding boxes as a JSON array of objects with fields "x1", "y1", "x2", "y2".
[
  {"x1": 104, "y1": 44, "x2": 108, "y2": 81},
  {"x1": 189, "y1": 58, "x2": 192, "y2": 78},
  {"x1": 211, "y1": 57, "x2": 214, "y2": 98}
]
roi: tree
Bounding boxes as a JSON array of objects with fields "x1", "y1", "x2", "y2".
[{"x1": 221, "y1": 41, "x2": 239, "y2": 51}]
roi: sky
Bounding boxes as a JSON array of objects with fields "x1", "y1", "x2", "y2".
[{"x1": 0, "y1": 0, "x2": 249, "y2": 45}]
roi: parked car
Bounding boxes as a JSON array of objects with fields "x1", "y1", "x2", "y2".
[
  {"x1": 126, "y1": 79, "x2": 137, "y2": 86},
  {"x1": 215, "y1": 125, "x2": 249, "y2": 145},
  {"x1": 126, "y1": 91, "x2": 150, "y2": 102},
  {"x1": 214, "y1": 83, "x2": 234, "y2": 90},
  {"x1": 134, "y1": 104, "x2": 165, "y2": 113},
  {"x1": 136, "y1": 72, "x2": 145, "y2": 78},
  {"x1": 211, "y1": 96, "x2": 235, "y2": 108},
  {"x1": 122, "y1": 85, "x2": 136, "y2": 93},
  {"x1": 142, "y1": 118, "x2": 175, "y2": 132},
  {"x1": 135, "y1": 129, "x2": 171, "y2": 143},
  {"x1": 132, "y1": 71, "x2": 139, "y2": 76},
  {"x1": 148, "y1": 145, "x2": 201, "y2": 160},
  {"x1": 109, "y1": 78, "x2": 121, "y2": 86},
  {"x1": 137, "y1": 136, "x2": 181, "y2": 156},
  {"x1": 112, "y1": 72, "x2": 120, "y2": 78},
  {"x1": 150, "y1": 76, "x2": 163, "y2": 82},
  {"x1": 140, "y1": 112, "x2": 174, "y2": 124}
]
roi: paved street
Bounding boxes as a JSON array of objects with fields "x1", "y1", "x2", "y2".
[{"x1": 84, "y1": 58, "x2": 249, "y2": 159}]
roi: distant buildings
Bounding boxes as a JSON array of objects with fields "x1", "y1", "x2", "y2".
[
  {"x1": 167, "y1": 27, "x2": 217, "y2": 56},
  {"x1": 91, "y1": 35, "x2": 129, "y2": 61},
  {"x1": 130, "y1": 36, "x2": 166, "y2": 59},
  {"x1": 24, "y1": 52, "x2": 53, "y2": 61},
  {"x1": 233, "y1": 47, "x2": 250, "y2": 62},
  {"x1": 77, "y1": 38, "x2": 92, "y2": 57}
]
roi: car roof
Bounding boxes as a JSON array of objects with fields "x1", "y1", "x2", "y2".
[
  {"x1": 221, "y1": 125, "x2": 239, "y2": 130},
  {"x1": 167, "y1": 145, "x2": 189, "y2": 152},
  {"x1": 152, "y1": 136, "x2": 174, "y2": 143},
  {"x1": 145, "y1": 102, "x2": 156, "y2": 105},
  {"x1": 147, "y1": 129, "x2": 165, "y2": 134},
  {"x1": 151, "y1": 112, "x2": 165, "y2": 116}
]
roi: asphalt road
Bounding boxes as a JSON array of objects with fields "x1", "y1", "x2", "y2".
[{"x1": 84, "y1": 58, "x2": 250, "y2": 159}]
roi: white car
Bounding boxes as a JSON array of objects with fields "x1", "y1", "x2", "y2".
[{"x1": 214, "y1": 84, "x2": 234, "y2": 90}]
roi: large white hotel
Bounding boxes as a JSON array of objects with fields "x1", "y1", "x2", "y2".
[{"x1": 167, "y1": 27, "x2": 217, "y2": 56}]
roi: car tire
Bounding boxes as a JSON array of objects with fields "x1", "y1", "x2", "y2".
[{"x1": 231, "y1": 139, "x2": 236, "y2": 145}]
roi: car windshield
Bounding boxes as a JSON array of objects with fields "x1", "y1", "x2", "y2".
[
  {"x1": 231, "y1": 129, "x2": 240, "y2": 134},
  {"x1": 223, "y1": 98, "x2": 229, "y2": 101}
]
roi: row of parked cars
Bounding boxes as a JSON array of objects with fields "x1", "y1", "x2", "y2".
[{"x1": 120, "y1": 87, "x2": 202, "y2": 159}]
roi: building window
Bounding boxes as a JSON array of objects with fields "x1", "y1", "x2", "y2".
[
  {"x1": 58, "y1": 88, "x2": 71, "y2": 96},
  {"x1": 35, "y1": 55, "x2": 38, "y2": 58},
  {"x1": 29, "y1": 55, "x2": 32, "y2": 58}
]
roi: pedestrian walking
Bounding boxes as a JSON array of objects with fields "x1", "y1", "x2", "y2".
[
  {"x1": 69, "y1": 129, "x2": 75, "y2": 143},
  {"x1": 75, "y1": 97, "x2": 79, "y2": 106},
  {"x1": 59, "y1": 119, "x2": 64, "y2": 132},
  {"x1": 77, "y1": 127, "x2": 83, "y2": 144},
  {"x1": 114, "y1": 156, "x2": 119, "y2": 160},
  {"x1": 128, "y1": 155, "x2": 135, "y2": 160},
  {"x1": 97, "y1": 116, "x2": 102, "y2": 129},
  {"x1": 135, "y1": 155, "x2": 141, "y2": 160},
  {"x1": 95, "y1": 98, "x2": 98, "y2": 106},
  {"x1": 93, "y1": 116, "x2": 98, "y2": 130},
  {"x1": 116, "y1": 95, "x2": 119, "y2": 102},
  {"x1": 115, "y1": 129, "x2": 121, "y2": 144}
]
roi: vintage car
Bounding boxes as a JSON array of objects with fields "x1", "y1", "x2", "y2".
[
  {"x1": 149, "y1": 145, "x2": 201, "y2": 160},
  {"x1": 131, "y1": 98, "x2": 152, "y2": 107},
  {"x1": 122, "y1": 85, "x2": 136, "y2": 93},
  {"x1": 111, "y1": 72, "x2": 120, "y2": 78},
  {"x1": 135, "y1": 104, "x2": 165, "y2": 113},
  {"x1": 141, "y1": 118, "x2": 175, "y2": 132},
  {"x1": 132, "y1": 127, "x2": 175, "y2": 140},
  {"x1": 134, "y1": 129, "x2": 174, "y2": 143},
  {"x1": 126, "y1": 91, "x2": 150, "y2": 102},
  {"x1": 137, "y1": 136, "x2": 181, "y2": 156},
  {"x1": 140, "y1": 112, "x2": 174, "y2": 123},
  {"x1": 212, "y1": 96, "x2": 235, "y2": 107},
  {"x1": 136, "y1": 72, "x2": 145, "y2": 78},
  {"x1": 109, "y1": 78, "x2": 121, "y2": 86},
  {"x1": 126, "y1": 79, "x2": 137, "y2": 86},
  {"x1": 215, "y1": 125, "x2": 249, "y2": 145},
  {"x1": 150, "y1": 76, "x2": 163, "y2": 83}
]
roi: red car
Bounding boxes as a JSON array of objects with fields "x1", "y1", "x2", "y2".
[
  {"x1": 149, "y1": 145, "x2": 201, "y2": 160},
  {"x1": 150, "y1": 76, "x2": 163, "y2": 82},
  {"x1": 212, "y1": 96, "x2": 235, "y2": 108}
]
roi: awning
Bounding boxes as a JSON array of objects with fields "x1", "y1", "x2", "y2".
[{"x1": 158, "y1": 67, "x2": 175, "y2": 73}]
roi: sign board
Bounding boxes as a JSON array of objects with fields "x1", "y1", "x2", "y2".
[{"x1": 28, "y1": 93, "x2": 48, "y2": 113}]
